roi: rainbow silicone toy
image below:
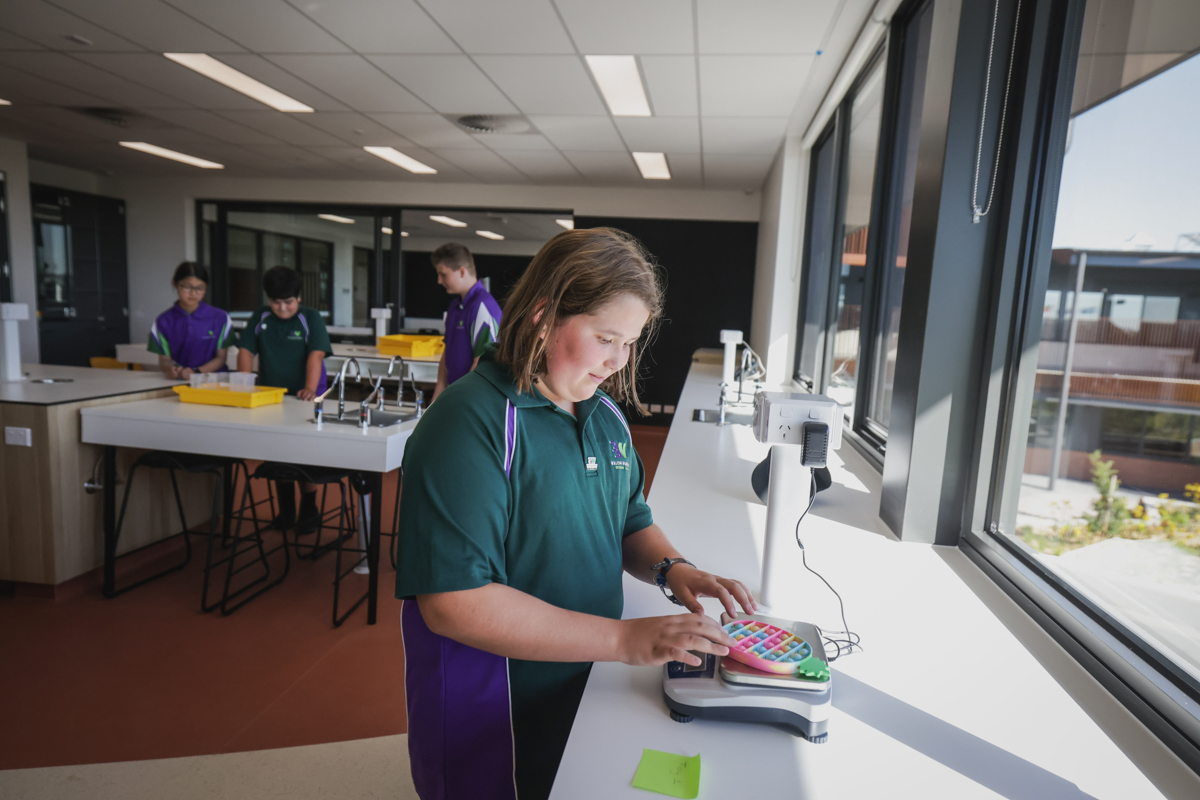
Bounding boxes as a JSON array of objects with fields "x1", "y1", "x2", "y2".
[{"x1": 723, "y1": 621, "x2": 830, "y2": 680}]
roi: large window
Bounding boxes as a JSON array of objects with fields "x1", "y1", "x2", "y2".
[{"x1": 794, "y1": 0, "x2": 936, "y2": 449}]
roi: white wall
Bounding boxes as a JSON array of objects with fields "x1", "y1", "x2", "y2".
[
  {"x1": 27, "y1": 160, "x2": 101, "y2": 196},
  {"x1": 749, "y1": 137, "x2": 808, "y2": 386},
  {"x1": 1, "y1": 137, "x2": 39, "y2": 363}
]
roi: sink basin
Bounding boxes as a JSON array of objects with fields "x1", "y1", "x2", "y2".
[
  {"x1": 315, "y1": 408, "x2": 418, "y2": 428},
  {"x1": 692, "y1": 408, "x2": 753, "y2": 425}
]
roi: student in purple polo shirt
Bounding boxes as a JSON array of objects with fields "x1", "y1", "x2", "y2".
[
  {"x1": 148, "y1": 262, "x2": 234, "y2": 379},
  {"x1": 431, "y1": 243, "x2": 503, "y2": 401}
]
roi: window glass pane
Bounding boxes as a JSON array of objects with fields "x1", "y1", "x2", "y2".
[
  {"x1": 225, "y1": 226, "x2": 258, "y2": 315},
  {"x1": 867, "y1": 1, "x2": 935, "y2": 431},
  {"x1": 796, "y1": 130, "x2": 838, "y2": 388},
  {"x1": 828, "y1": 57, "x2": 885, "y2": 416},
  {"x1": 1009, "y1": 4, "x2": 1200, "y2": 680}
]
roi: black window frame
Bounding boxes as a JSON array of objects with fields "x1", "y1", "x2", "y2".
[
  {"x1": 794, "y1": 0, "x2": 937, "y2": 457},
  {"x1": 957, "y1": 0, "x2": 1200, "y2": 774}
]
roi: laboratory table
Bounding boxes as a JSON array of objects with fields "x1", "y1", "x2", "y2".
[
  {"x1": 80, "y1": 393, "x2": 417, "y2": 623},
  {"x1": 548, "y1": 357, "x2": 1171, "y2": 799}
]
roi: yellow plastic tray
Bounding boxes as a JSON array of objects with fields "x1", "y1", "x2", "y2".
[
  {"x1": 377, "y1": 334, "x2": 445, "y2": 358},
  {"x1": 173, "y1": 384, "x2": 287, "y2": 408}
]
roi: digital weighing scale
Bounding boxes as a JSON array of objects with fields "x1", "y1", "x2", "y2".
[{"x1": 662, "y1": 388, "x2": 843, "y2": 742}]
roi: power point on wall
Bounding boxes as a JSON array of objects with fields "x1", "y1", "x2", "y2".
[
  {"x1": 5, "y1": 426, "x2": 33, "y2": 447},
  {"x1": 664, "y1": 405, "x2": 676, "y2": 414},
  {"x1": 650, "y1": 404, "x2": 662, "y2": 413}
]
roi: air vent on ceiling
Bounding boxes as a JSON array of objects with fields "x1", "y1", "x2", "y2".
[
  {"x1": 69, "y1": 107, "x2": 168, "y2": 129},
  {"x1": 452, "y1": 114, "x2": 533, "y2": 135}
]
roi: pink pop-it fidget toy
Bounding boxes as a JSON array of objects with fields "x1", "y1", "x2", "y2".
[{"x1": 723, "y1": 620, "x2": 830, "y2": 679}]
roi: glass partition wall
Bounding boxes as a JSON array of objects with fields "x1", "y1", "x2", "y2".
[{"x1": 197, "y1": 202, "x2": 570, "y2": 339}]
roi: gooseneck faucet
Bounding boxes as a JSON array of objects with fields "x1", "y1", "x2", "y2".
[{"x1": 337, "y1": 357, "x2": 362, "y2": 420}]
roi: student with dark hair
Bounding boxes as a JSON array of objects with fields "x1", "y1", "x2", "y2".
[
  {"x1": 237, "y1": 265, "x2": 334, "y2": 533},
  {"x1": 148, "y1": 261, "x2": 235, "y2": 379},
  {"x1": 431, "y1": 242, "x2": 503, "y2": 400},
  {"x1": 397, "y1": 228, "x2": 755, "y2": 800}
]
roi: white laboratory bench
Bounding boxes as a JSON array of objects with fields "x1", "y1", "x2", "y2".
[
  {"x1": 79, "y1": 394, "x2": 418, "y2": 621},
  {"x1": 114, "y1": 342, "x2": 441, "y2": 384},
  {"x1": 550, "y1": 357, "x2": 1175, "y2": 799}
]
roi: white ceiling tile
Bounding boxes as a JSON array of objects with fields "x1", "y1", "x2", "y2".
[
  {"x1": 699, "y1": 55, "x2": 814, "y2": 116},
  {"x1": 242, "y1": 143, "x2": 342, "y2": 169},
  {"x1": 662, "y1": 152, "x2": 703, "y2": 187},
  {"x1": 72, "y1": 53, "x2": 266, "y2": 110},
  {"x1": 147, "y1": 109, "x2": 284, "y2": 145},
  {"x1": 204, "y1": 54, "x2": 349, "y2": 112},
  {"x1": 613, "y1": 116, "x2": 700, "y2": 153},
  {"x1": 0, "y1": 27, "x2": 45, "y2": 49},
  {"x1": 296, "y1": 112, "x2": 409, "y2": 145},
  {"x1": 475, "y1": 56, "x2": 606, "y2": 115},
  {"x1": 0, "y1": 53, "x2": 187, "y2": 108},
  {"x1": 555, "y1": 0, "x2": 693, "y2": 55},
  {"x1": 529, "y1": 115, "x2": 625, "y2": 151},
  {"x1": 697, "y1": 0, "x2": 835, "y2": 54},
  {"x1": 473, "y1": 133, "x2": 553, "y2": 151},
  {"x1": 701, "y1": 116, "x2": 788, "y2": 155},
  {"x1": 49, "y1": 0, "x2": 246, "y2": 52},
  {"x1": 0, "y1": 114, "x2": 81, "y2": 144},
  {"x1": 495, "y1": 149, "x2": 582, "y2": 183},
  {"x1": 267, "y1": 55, "x2": 430, "y2": 112},
  {"x1": 0, "y1": 64, "x2": 106, "y2": 106},
  {"x1": 561, "y1": 150, "x2": 640, "y2": 184},
  {"x1": 641, "y1": 56, "x2": 698, "y2": 116},
  {"x1": 368, "y1": 55, "x2": 517, "y2": 114},
  {"x1": 287, "y1": 0, "x2": 460, "y2": 54},
  {"x1": 703, "y1": 153, "x2": 774, "y2": 189},
  {"x1": 212, "y1": 110, "x2": 349, "y2": 146},
  {"x1": 163, "y1": 0, "x2": 351, "y2": 53},
  {"x1": 0, "y1": 0, "x2": 142, "y2": 51},
  {"x1": 369, "y1": 113, "x2": 481, "y2": 148},
  {"x1": 0, "y1": 106, "x2": 115, "y2": 141},
  {"x1": 418, "y1": 0, "x2": 574, "y2": 54},
  {"x1": 430, "y1": 147, "x2": 530, "y2": 182}
]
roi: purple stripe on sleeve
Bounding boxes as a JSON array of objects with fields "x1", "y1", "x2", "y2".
[
  {"x1": 254, "y1": 311, "x2": 271, "y2": 336},
  {"x1": 297, "y1": 312, "x2": 310, "y2": 341},
  {"x1": 598, "y1": 396, "x2": 630, "y2": 439},
  {"x1": 402, "y1": 600, "x2": 517, "y2": 800},
  {"x1": 504, "y1": 401, "x2": 517, "y2": 479}
]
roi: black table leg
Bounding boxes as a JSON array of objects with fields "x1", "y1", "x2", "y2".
[
  {"x1": 222, "y1": 463, "x2": 234, "y2": 545},
  {"x1": 102, "y1": 445, "x2": 117, "y2": 597},
  {"x1": 366, "y1": 471, "x2": 383, "y2": 624}
]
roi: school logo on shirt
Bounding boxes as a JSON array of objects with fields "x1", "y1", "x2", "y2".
[
  {"x1": 288, "y1": 328, "x2": 303, "y2": 341},
  {"x1": 609, "y1": 440, "x2": 630, "y2": 470},
  {"x1": 586, "y1": 456, "x2": 598, "y2": 471}
]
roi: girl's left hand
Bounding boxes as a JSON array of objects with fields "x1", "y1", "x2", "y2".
[{"x1": 665, "y1": 564, "x2": 757, "y2": 618}]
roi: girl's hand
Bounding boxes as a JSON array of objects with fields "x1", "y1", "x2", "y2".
[
  {"x1": 666, "y1": 565, "x2": 757, "y2": 618},
  {"x1": 297, "y1": 386, "x2": 317, "y2": 401},
  {"x1": 179, "y1": 367, "x2": 194, "y2": 379},
  {"x1": 617, "y1": 613, "x2": 736, "y2": 667}
]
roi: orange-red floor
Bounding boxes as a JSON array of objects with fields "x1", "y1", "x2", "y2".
[{"x1": 0, "y1": 425, "x2": 666, "y2": 770}]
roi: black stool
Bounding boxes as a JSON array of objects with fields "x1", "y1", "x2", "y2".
[
  {"x1": 103, "y1": 451, "x2": 251, "y2": 603},
  {"x1": 242, "y1": 462, "x2": 366, "y2": 626}
]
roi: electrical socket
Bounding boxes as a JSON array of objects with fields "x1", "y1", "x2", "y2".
[{"x1": 5, "y1": 426, "x2": 33, "y2": 447}]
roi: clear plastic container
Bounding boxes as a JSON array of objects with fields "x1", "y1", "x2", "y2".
[
  {"x1": 229, "y1": 372, "x2": 257, "y2": 392},
  {"x1": 189, "y1": 373, "x2": 205, "y2": 388}
]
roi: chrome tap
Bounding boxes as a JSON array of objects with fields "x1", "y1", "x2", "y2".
[
  {"x1": 360, "y1": 372, "x2": 385, "y2": 428},
  {"x1": 337, "y1": 357, "x2": 362, "y2": 420},
  {"x1": 312, "y1": 372, "x2": 340, "y2": 424},
  {"x1": 384, "y1": 355, "x2": 425, "y2": 419}
]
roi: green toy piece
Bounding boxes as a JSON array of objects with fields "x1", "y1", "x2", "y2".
[{"x1": 793, "y1": 654, "x2": 830, "y2": 681}]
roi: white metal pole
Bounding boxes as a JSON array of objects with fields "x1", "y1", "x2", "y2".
[
  {"x1": 1050, "y1": 252, "x2": 1086, "y2": 491},
  {"x1": 759, "y1": 444, "x2": 812, "y2": 613}
]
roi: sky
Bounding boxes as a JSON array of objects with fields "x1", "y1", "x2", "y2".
[{"x1": 1051, "y1": 52, "x2": 1200, "y2": 252}]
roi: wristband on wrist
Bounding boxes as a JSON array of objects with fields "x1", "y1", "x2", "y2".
[{"x1": 651, "y1": 557, "x2": 695, "y2": 606}]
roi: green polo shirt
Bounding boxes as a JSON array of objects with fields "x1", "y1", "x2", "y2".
[
  {"x1": 396, "y1": 347, "x2": 653, "y2": 800},
  {"x1": 236, "y1": 306, "x2": 332, "y2": 395}
]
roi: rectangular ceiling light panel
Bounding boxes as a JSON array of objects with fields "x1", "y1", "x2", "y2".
[
  {"x1": 430, "y1": 215, "x2": 467, "y2": 227},
  {"x1": 318, "y1": 214, "x2": 356, "y2": 224},
  {"x1": 555, "y1": 219, "x2": 574, "y2": 230},
  {"x1": 364, "y1": 146, "x2": 438, "y2": 174},
  {"x1": 585, "y1": 55, "x2": 651, "y2": 117},
  {"x1": 0, "y1": 98, "x2": 10, "y2": 106},
  {"x1": 632, "y1": 151, "x2": 670, "y2": 180},
  {"x1": 476, "y1": 230, "x2": 504, "y2": 240},
  {"x1": 119, "y1": 142, "x2": 224, "y2": 169},
  {"x1": 164, "y1": 53, "x2": 314, "y2": 113}
]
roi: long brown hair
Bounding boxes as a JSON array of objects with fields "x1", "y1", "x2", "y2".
[{"x1": 496, "y1": 228, "x2": 663, "y2": 412}]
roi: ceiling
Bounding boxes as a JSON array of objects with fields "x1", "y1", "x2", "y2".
[{"x1": 0, "y1": 0, "x2": 872, "y2": 190}]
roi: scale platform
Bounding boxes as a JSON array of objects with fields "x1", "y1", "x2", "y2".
[{"x1": 662, "y1": 614, "x2": 832, "y2": 742}]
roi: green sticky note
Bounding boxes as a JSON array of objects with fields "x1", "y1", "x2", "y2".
[{"x1": 631, "y1": 748, "x2": 700, "y2": 798}]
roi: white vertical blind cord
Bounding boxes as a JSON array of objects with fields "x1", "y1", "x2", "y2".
[{"x1": 971, "y1": 0, "x2": 1023, "y2": 223}]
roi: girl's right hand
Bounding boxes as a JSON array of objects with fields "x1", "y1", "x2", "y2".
[{"x1": 616, "y1": 613, "x2": 736, "y2": 667}]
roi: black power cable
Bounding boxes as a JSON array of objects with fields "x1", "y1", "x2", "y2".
[{"x1": 794, "y1": 474, "x2": 862, "y2": 662}]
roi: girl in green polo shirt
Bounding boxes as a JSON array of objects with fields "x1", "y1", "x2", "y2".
[{"x1": 396, "y1": 228, "x2": 756, "y2": 800}]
